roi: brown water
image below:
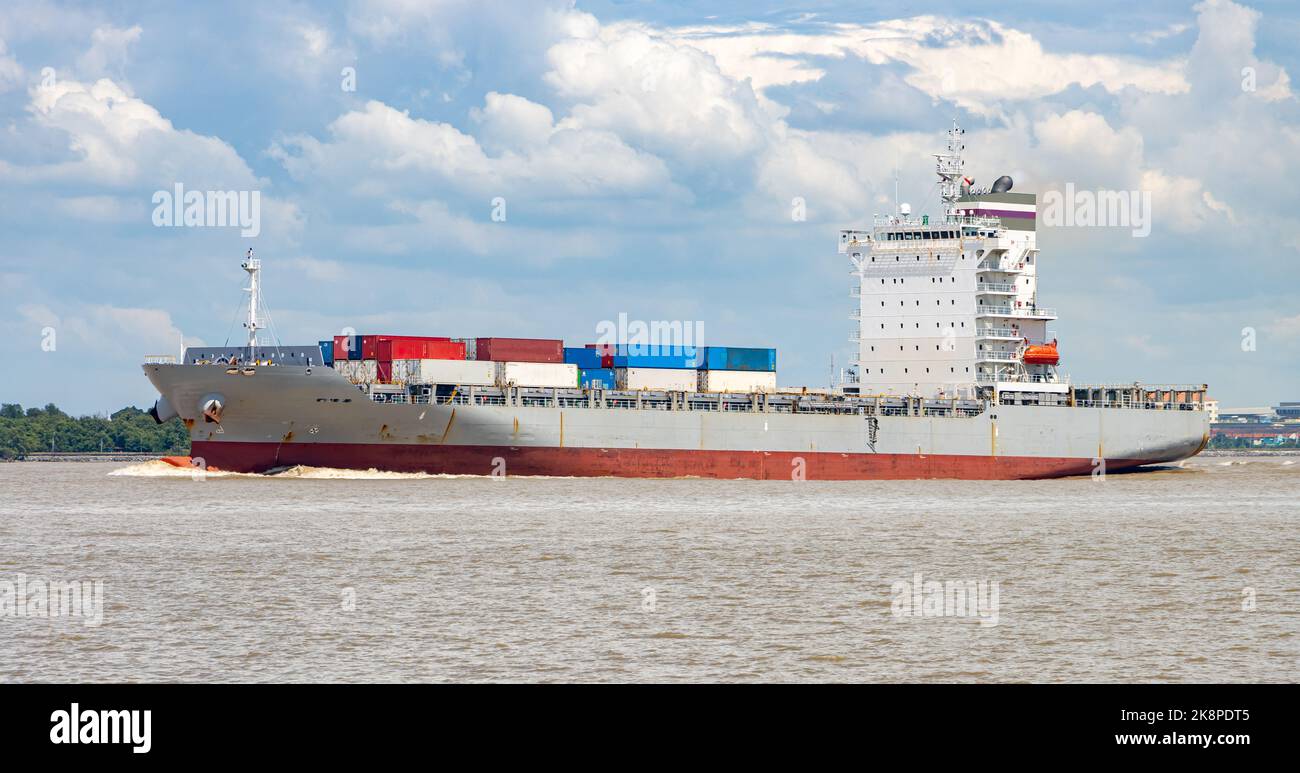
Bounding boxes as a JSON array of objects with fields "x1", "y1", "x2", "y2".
[{"x1": 0, "y1": 457, "x2": 1296, "y2": 683}]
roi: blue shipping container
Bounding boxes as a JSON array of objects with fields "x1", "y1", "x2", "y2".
[
  {"x1": 611, "y1": 354, "x2": 699, "y2": 369},
  {"x1": 699, "y1": 346, "x2": 775, "y2": 372},
  {"x1": 318, "y1": 341, "x2": 334, "y2": 367},
  {"x1": 607, "y1": 343, "x2": 699, "y2": 358},
  {"x1": 579, "y1": 368, "x2": 616, "y2": 389},
  {"x1": 348, "y1": 335, "x2": 364, "y2": 360},
  {"x1": 564, "y1": 347, "x2": 602, "y2": 370}
]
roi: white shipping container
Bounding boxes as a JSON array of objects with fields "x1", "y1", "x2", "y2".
[
  {"x1": 333, "y1": 360, "x2": 377, "y2": 383},
  {"x1": 616, "y1": 367, "x2": 697, "y2": 391},
  {"x1": 697, "y1": 370, "x2": 777, "y2": 393},
  {"x1": 393, "y1": 358, "x2": 496, "y2": 385},
  {"x1": 495, "y1": 361, "x2": 578, "y2": 388}
]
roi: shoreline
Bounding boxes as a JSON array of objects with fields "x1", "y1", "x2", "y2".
[{"x1": 5, "y1": 453, "x2": 167, "y2": 463}]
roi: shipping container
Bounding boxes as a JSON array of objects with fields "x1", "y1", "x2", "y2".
[
  {"x1": 332, "y1": 360, "x2": 377, "y2": 383},
  {"x1": 578, "y1": 368, "x2": 616, "y2": 389},
  {"x1": 616, "y1": 367, "x2": 697, "y2": 391},
  {"x1": 698, "y1": 346, "x2": 776, "y2": 372},
  {"x1": 318, "y1": 341, "x2": 334, "y2": 367},
  {"x1": 697, "y1": 369, "x2": 777, "y2": 393},
  {"x1": 588, "y1": 343, "x2": 701, "y2": 369},
  {"x1": 453, "y1": 338, "x2": 478, "y2": 360},
  {"x1": 495, "y1": 361, "x2": 578, "y2": 388},
  {"x1": 332, "y1": 335, "x2": 350, "y2": 361},
  {"x1": 610, "y1": 353, "x2": 700, "y2": 369},
  {"x1": 348, "y1": 335, "x2": 364, "y2": 360},
  {"x1": 590, "y1": 343, "x2": 699, "y2": 358},
  {"x1": 564, "y1": 347, "x2": 603, "y2": 370},
  {"x1": 377, "y1": 338, "x2": 465, "y2": 362},
  {"x1": 391, "y1": 359, "x2": 496, "y2": 386},
  {"x1": 361, "y1": 335, "x2": 379, "y2": 360},
  {"x1": 376, "y1": 360, "x2": 392, "y2": 382},
  {"x1": 477, "y1": 337, "x2": 563, "y2": 363}
]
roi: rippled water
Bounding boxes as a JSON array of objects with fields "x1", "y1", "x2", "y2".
[{"x1": 1, "y1": 457, "x2": 1296, "y2": 682}]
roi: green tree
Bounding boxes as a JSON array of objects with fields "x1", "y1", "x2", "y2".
[{"x1": 0, "y1": 403, "x2": 189, "y2": 459}]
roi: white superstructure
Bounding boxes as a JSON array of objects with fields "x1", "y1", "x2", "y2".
[{"x1": 839, "y1": 122, "x2": 1059, "y2": 399}]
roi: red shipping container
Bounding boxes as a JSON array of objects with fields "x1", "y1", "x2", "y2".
[
  {"x1": 362, "y1": 335, "x2": 381, "y2": 360},
  {"x1": 424, "y1": 340, "x2": 466, "y2": 360},
  {"x1": 332, "y1": 336, "x2": 349, "y2": 361},
  {"x1": 376, "y1": 361, "x2": 392, "y2": 382},
  {"x1": 377, "y1": 338, "x2": 465, "y2": 361},
  {"x1": 370, "y1": 335, "x2": 454, "y2": 360},
  {"x1": 476, "y1": 337, "x2": 563, "y2": 363}
]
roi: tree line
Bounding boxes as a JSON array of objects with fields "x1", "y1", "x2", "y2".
[{"x1": 0, "y1": 404, "x2": 189, "y2": 459}]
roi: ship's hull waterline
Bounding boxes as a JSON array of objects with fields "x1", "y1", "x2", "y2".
[{"x1": 147, "y1": 364, "x2": 1209, "y2": 480}]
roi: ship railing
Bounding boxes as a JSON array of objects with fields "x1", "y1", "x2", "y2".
[
  {"x1": 976, "y1": 327, "x2": 1020, "y2": 338},
  {"x1": 976, "y1": 374, "x2": 1059, "y2": 384},
  {"x1": 976, "y1": 351, "x2": 1021, "y2": 363},
  {"x1": 1073, "y1": 400, "x2": 1202, "y2": 411},
  {"x1": 144, "y1": 354, "x2": 177, "y2": 364},
  {"x1": 977, "y1": 261, "x2": 1028, "y2": 273},
  {"x1": 976, "y1": 282, "x2": 1016, "y2": 293},
  {"x1": 976, "y1": 306, "x2": 1057, "y2": 318},
  {"x1": 867, "y1": 214, "x2": 1001, "y2": 229}
]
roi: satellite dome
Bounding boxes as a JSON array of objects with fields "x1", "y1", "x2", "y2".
[{"x1": 991, "y1": 175, "x2": 1014, "y2": 193}]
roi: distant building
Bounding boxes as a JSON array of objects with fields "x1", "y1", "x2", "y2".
[
  {"x1": 1217, "y1": 407, "x2": 1273, "y2": 423},
  {"x1": 1204, "y1": 399, "x2": 1219, "y2": 424},
  {"x1": 1276, "y1": 402, "x2": 1300, "y2": 420}
]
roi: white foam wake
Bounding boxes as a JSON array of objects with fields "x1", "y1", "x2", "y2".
[{"x1": 106, "y1": 460, "x2": 482, "y2": 480}]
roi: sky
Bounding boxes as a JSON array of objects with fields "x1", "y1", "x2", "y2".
[{"x1": 1, "y1": 0, "x2": 1297, "y2": 414}]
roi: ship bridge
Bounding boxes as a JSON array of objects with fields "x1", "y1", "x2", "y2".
[{"x1": 840, "y1": 121, "x2": 1055, "y2": 399}]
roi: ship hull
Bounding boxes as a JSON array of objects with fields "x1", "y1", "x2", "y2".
[
  {"x1": 188, "y1": 439, "x2": 1176, "y2": 479},
  {"x1": 147, "y1": 363, "x2": 1209, "y2": 481}
]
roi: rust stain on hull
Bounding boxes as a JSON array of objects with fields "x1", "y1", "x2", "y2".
[{"x1": 439, "y1": 409, "x2": 457, "y2": 444}]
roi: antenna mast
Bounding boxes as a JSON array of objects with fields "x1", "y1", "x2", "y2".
[
  {"x1": 935, "y1": 119, "x2": 965, "y2": 222},
  {"x1": 241, "y1": 248, "x2": 262, "y2": 361}
]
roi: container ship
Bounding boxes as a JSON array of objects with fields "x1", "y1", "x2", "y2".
[{"x1": 143, "y1": 123, "x2": 1210, "y2": 479}]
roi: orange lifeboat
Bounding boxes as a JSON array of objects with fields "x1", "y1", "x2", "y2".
[{"x1": 1023, "y1": 339, "x2": 1060, "y2": 366}]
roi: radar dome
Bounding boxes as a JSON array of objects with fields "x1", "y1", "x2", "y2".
[{"x1": 991, "y1": 175, "x2": 1014, "y2": 193}]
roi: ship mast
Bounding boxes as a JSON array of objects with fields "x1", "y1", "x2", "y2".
[
  {"x1": 934, "y1": 119, "x2": 965, "y2": 223},
  {"x1": 241, "y1": 248, "x2": 262, "y2": 361}
]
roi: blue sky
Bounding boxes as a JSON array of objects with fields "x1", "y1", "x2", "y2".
[{"x1": 1, "y1": 0, "x2": 1297, "y2": 414}]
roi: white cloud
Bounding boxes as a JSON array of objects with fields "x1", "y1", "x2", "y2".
[
  {"x1": 18, "y1": 302, "x2": 185, "y2": 359},
  {"x1": 0, "y1": 37, "x2": 22, "y2": 92},
  {"x1": 270, "y1": 94, "x2": 679, "y2": 203},
  {"x1": 1267, "y1": 313, "x2": 1300, "y2": 340},
  {"x1": 1132, "y1": 22, "x2": 1192, "y2": 45},
  {"x1": 662, "y1": 17, "x2": 1189, "y2": 118},
  {"x1": 545, "y1": 20, "x2": 778, "y2": 166},
  {"x1": 75, "y1": 24, "x2": 141, "y2": 80},
  {"x1": 15, "y1": 76, "x2": 258, "y2": 190},
  {"x1": 470, "y1": 91, "x2": 555, "y2": 153}
]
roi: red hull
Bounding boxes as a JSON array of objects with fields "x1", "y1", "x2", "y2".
[{"x1": 190, "y1": 440, "x2": 1163, "y2": 480}]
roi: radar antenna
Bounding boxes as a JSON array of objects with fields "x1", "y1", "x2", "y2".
[
  {"x1": 934, "y1": 119, "x2": 966, "y2": 223},
  {"x1": 241, "y1": 248, "x2": 262, "y2": 361}
]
